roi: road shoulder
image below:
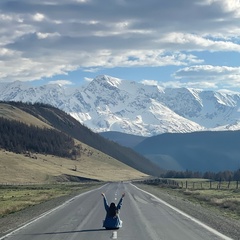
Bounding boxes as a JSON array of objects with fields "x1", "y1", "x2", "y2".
[{"x1": 134, "y1": 183, "x2": 240, "y2": 240}]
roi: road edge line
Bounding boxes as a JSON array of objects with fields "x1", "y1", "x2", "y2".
[
  {"x1": 0, "y1": 184, "x2": 107, "y2": 240},
  {"x1": 131, "y1": 183, "x2": 233, "y2": 240}
]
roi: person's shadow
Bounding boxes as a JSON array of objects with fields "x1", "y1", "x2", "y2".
[{"x1": 18, "y1": 228, "x2": 107, "y2": 236}]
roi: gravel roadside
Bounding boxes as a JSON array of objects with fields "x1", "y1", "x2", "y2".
[
  {"x1": 136, "y1": 184, "x2": 240, "y2": 240},
  {"x1": 1, "y1": 183, "x2": 240, "y2": 240},
  {"x1": 0, "y1": 193, "x2": 80, "y2": 238}
]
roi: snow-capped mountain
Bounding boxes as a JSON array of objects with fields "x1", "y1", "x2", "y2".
[{"x1": 1, "y1": 75, "x2": 240, "y2": 136}]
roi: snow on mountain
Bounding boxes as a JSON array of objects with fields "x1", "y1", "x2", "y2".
[
  {"x1": 158, "y1": 88, "x2": 240, "y2": 128},
  {"x1": 1, "y1": 75, "x2": 240, "y2": 136}
]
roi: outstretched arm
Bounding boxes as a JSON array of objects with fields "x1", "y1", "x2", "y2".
[
  {"x1": 101, "y1": 193, "x2": 109, "y2": 211},
  {"x1": 117, "y1": 193, "x2": 125, "y2": 210}
]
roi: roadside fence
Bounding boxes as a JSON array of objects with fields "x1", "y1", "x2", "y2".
[{"x1": 143, "y1": 178, "x2": 240, "y2": 190}]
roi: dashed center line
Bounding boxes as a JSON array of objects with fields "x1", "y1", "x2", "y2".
[{"x1": 111, "y1": 231, "x2": 117, "y2": 239}]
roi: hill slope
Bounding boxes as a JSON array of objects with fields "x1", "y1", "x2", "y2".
[
  {"x1": 0, "y1": 102, "x2": 162, "y2": 183},
  {"x1": 10, "y1": 102, "x2": 161, "y2": 175},
  {"x1": 100, "y1": 131, "x2": 147, "y2": 148},
  {"x1": 0, "y1": 146, "x2": 147, "y2": 183}
]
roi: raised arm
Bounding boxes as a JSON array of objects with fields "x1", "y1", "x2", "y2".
[
  {"x1": 117, "y1": 193, "x2": 125, "y2": 210},
  {"x1": 101, "y1": 193, "x2": 109, "y2": 211}
]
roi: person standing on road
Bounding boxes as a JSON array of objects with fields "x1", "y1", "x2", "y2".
[{"x1": 101, "y1": 192, "x2": 125, "y2": 230}]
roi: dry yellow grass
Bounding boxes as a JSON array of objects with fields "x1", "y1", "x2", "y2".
[
  {"x1": 0, "y1": 145, "x2": 148, "y2": 183},
  {"x1": 0, "y1": 103, "x2": 148, "y2": 183},
  {"x1": 0, "y1": 183, "x2": 102, "y2": 217},
  {"x1": 0, "y1": 103, "x2": 51, "y2": 128}
]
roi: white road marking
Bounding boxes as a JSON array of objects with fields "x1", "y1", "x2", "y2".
[
  {"x1": 132, "y1": 184, "x2": 233, "y2": 240},
  {"x1": 0, "y1": 185, "x2": 107, "y2": 240},
  {"x1": 111, "y1": 231, "x2": 117, "y2": 239}
]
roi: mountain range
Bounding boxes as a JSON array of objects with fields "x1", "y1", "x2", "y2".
[{"x1": 1, "y1": 75, "x2": 240, "y2": 137}]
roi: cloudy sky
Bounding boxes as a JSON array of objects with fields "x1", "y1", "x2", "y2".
[{"x1": 1, "y1": 0, "x2": 240, "y2": 91}]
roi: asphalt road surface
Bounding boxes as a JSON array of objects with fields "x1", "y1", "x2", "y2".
[{"x1": 1, "y1": 182, "x2": 233, "y2": 240}]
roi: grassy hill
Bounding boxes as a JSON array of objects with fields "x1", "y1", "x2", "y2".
[
  {"x1": 9, "y1": 102, "x2": 162, "y2": 175},
  {"x1": 0, "y1": 102, "x2": 160, "y2": 183},
  {"x1": 0, "y1": 146, "x2": 146, "y2": 183},
  {"x1": 0, "y1": 103, "x2": 51, "y2": 128}
]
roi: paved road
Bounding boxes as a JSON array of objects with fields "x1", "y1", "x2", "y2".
[{"x1": 2, "y1": 182, "x2": 233, "y2": 240}]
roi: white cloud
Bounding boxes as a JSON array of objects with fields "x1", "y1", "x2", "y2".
[
  {"x1": 174, "y1": 65, "x2": 240, "y2": 79},
  {"x1": 48, "y1": 80, "x2": 73, "y2": 86},
  {"x1": 0, "y1": 0, "x2": 240, "y2": 85},
  {"x1": 220, "y1": 0, "x2": 240, "y2": 14},
  {"x1": 0, "y1": 47, "x2": 14, "y2": 57},
  {"x1": 173, "y1": 65, "x2": 240, "y2": 89},
  {"x1": 159, "y1": 33, "x2": 240, "y2": 52},
  {"x1": 83, "y1": 68, "x2": 101, "y2": 73},
  {"x1": 158, "y1": 80, "x2": 218, "y2": 90},
  {"x1": 141, "y1": 80, "x2": 159, "y2": 86},
  {"x1": 36, "y1": 32, "x2": 60, "y2": 39},
  {"x1": 84, "y1": 77, "x2": 93, "y2": 82},
  {"x1": 33, "y1": 13, "x2": 45, "y2": 22}
]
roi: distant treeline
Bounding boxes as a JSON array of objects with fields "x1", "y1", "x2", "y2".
[
  {"x1": 161, "y1": 169, "x2": 240, "y2": 181},
  {"x1": 0, "y1": 117, "x2": 75, "y2": 158}
]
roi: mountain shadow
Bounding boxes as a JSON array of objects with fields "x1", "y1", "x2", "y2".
[
  {"x1": 100, "y1": 131, "x2": 147, "y2": 148},
  {"x1": 134, "y1": 131, "x2": 240, "y2": 172}
]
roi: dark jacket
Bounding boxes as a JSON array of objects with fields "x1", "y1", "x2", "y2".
[{"x1": 103, "y1": 196, "x2": 123, "y2": 229}]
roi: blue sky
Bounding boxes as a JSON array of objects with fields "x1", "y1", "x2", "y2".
[{"x1": 1, "y1": 0, "x2": 240, "y2": 91}]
